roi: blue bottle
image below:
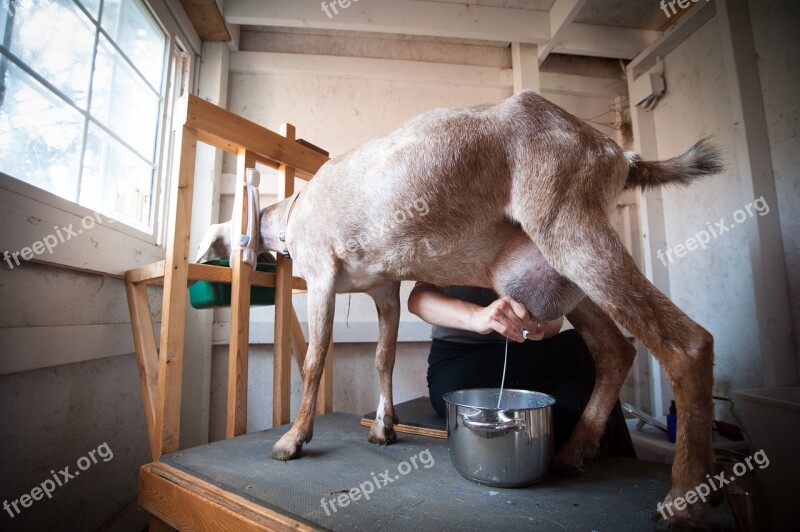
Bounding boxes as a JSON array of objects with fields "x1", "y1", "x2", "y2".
[{"x1": 667, "y1": 400, "x2": 677, "y2": 443}]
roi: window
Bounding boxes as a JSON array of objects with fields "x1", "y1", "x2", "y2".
[{"x1": 0, "y1": 0, "x2": 171, "y2": 233}]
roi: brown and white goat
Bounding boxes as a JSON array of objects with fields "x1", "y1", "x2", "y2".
[{"x1": 199, "y1": 91, "x2": 723, "y2": 528}]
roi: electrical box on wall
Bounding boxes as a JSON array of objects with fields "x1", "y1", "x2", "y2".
[{"x1": 631, "y1": 71, "x2": 666, "y2": 111}]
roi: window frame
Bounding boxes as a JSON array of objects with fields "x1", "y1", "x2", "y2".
[{"x1": 0, "y1": 0, "x2": 200, "y2": 276}]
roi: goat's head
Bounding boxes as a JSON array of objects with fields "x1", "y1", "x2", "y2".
[
  {"x1": 194, "y1": 221, "x2": 234, "y2": 263},
  {"x1": 194, "y1": 199, "x2": 292, "y2": 264}
]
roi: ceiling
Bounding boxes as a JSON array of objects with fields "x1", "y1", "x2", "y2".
[
  {"x1": 427, "y1": 0, "x2": 667, "y2": 30},
  {"x1": 573, "y1": 0, "x2": 670, "y2": 30},
  {"x1": 430, "y1": 0, "x2": 557, "y2": 10},
  {"x1": 187, "y1": 0, "x2": 686, "y2": 63}
]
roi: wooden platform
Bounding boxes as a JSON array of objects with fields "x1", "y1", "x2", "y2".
[
  {"x1": 140, "y1": 413, "x2": 737, "y2": 531},
  {"x1": 360, "y1": 396, "x2": 446, "y2": 439}
]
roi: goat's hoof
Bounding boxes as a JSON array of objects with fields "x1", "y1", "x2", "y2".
[
  {"x1": 551, "y1": 448, "x2": 585, "y2": 475},
  {"x1": 550, "y1": 451, "x2": 585, "y2": 474},
  {"x1": 550, "y1": 458, "x2": 585, "y2": 475},
  {"x1": 368, "y1": 423, "x2": 397, "y2": 445},
  {"x1": 268, "y1": 445, "x2": 300, "y2": 461},
  {"x1": 268, "y1": 434, "x2": 302, "y2": 461},
  {"x1": 657, "y1": 491, "x2": 710, "y2": 531}
]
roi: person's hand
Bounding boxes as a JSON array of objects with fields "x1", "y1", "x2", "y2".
[{"x1": 467, "y1": 295, "x2": 545, "y2": 342}]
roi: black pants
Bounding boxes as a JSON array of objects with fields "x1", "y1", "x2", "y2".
[{"x1": 427, "y1": 330, "x2": 636, "y2": 458}]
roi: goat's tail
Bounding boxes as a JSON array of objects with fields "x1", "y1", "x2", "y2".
[{"x1": 624, "y1": 138, "x2": 723, "y2": 190}]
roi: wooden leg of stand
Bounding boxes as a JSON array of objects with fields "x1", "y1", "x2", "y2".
[
  {"x1": 125, "y1": 278, "x2": 160, "y2": 460},
  {"x1": 155, "y1": 125, "x2": 198, "y2": 457},
  {"x1": 226, "y1": 149, "x2": 256, "y2": 438},
  {"x1": 273, "y1": 124, "x2": 296, "y2": 427}
]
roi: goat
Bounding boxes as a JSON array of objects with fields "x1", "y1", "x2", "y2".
[{"x1": 198, "y1": 91, "x2": 723, "y2": 528}]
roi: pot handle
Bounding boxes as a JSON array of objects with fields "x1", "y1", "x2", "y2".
[{"x1": 461, "y1": 414, "x2": 525, "y2": 434}]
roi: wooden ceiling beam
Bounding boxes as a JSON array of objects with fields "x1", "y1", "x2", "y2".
[
  {"x1": 224, "y1": 0, "x2": 551, "y2": 44},
  {"x1": 180, "y1": 0, "x2": 231, "y2": 42}
]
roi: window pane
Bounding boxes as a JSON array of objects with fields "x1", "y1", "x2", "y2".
[
  {"x1": 0, "y1": 60, "x2": 83, "y2": 200},
  {"x1": 6, "y1": 0, "x2": 95, "y2": 108},
  {"x1": 101, "y1": 0, "x2": 166, "y2": 89},
  {"x1": 80, "y1": 123, "x2": 153, "y2": 229},
  {"x1": 77, "y1": 0, "x2": 100, "y2": 20},
  {"x1": 91, "y1": 34, "x2": 159, "y2": 159},
  {"x1": 0, "y1": 0, "x2": 168, "y2": 236}
]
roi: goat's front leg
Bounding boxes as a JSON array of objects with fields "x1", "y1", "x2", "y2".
[
  {"x1": 552, "y1": 297, "x2": 636, "y2": 472},
  {"x1": 269, "y1": 277, "x2": 336, "y2": 461},
  {"x1": 367, "y1": 282, "x2": 401, "y2": 445}
]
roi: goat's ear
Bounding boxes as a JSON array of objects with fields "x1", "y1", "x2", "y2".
[
  {"x1": 195, "y1": 221, "x2": 233, "y2": 263},
  {"x1": 257, "y1": 251, "x2": 277, "y2": 264}
]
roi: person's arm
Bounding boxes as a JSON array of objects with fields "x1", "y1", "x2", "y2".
[{"x1": 408, "y1": 282, "x2": 563, "y2": 342}]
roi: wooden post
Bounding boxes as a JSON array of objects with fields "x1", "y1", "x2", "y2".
[
  {"x1": 290, "y1": 307, "x2": 307, "y2": 370},
  {"x1": 125, "y1": 279, "x2": 160, "y2": 460},
  {"x1": 273, "y1": 124, "x2": 296, "y2": 427},
  {"x1": 511, "y1": 43, "x2": 540, "y2": 94},
  {"x1": 226, "y1": 149, "x2": 257, "y2": 437},
  {"x1": 155, "y1": 122, "x2": 198, "y2": 457}
]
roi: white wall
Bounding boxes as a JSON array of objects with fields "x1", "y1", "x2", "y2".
[
  {"x1": 634, "y1": 0, "x2": 799, "y2": 417},
  {"x1": 208, "y1": 342, "x2": 431, "y2": 441},
  {"x1": 0, "y1": 264, "x2": 153, "y2": 531},
  {"x1": 748, "y1": 0, "x2": 800, "y2": 379},
  {"x1": 653, "y1": 18, "x2": 763, "y2": 401}
]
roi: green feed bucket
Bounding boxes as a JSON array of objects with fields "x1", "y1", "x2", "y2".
[{"x1": 189, "y1": 260, "x2": 277, "y2": 309}]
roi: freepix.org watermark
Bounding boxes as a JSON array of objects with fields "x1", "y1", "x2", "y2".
[
  {"x1": 336, "y1": 197, "x2": 429, "y2": 255},
  {"x1": 3, "y1": 211, "x2": 114, "y2": 270},
  {"x1": 659, "y1": 0, "x2": 710, "y2": 19},
  {"x1": 321, "y1": 0, "x2": 359, "y2": 19},
  {"x1": 3, "y1": 442, "x2": 114, "y2": 519},
  {"x1": 656, "y1": 196, "x2": 769, "y2": 266},
  {"x1": 320, "y1": 448, "x2": 434, "y2": 516},
  {"x1": 656, "y1": 448, "x2": 769, "y2": 520}
]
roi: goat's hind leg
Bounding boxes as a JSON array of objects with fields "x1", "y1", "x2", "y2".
[
  {"x1": 269, "y1": 275, "x2": 337, "y2": 461},
  {"x1": 552, "y1": 297, "x2": 636, "y2": 473},
  {"x1": 366, "y1": 282, "x2": 401, "y2": 445},
  {"x1": 526, "y1": 215, "x2": 714, "y2": 527}
]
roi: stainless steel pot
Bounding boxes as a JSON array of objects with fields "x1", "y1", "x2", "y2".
[{"x1": 443, "y1": 388, "x2": 555, "y2": 488}]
